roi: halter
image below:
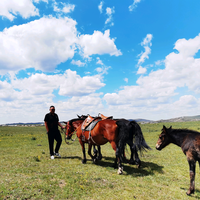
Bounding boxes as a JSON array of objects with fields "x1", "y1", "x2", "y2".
[{"x1": 62, "y1": 122, "x2": 77, "y2": 145}]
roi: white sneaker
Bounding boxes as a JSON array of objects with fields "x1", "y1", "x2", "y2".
[
  {"x1": 50, "y1": 155, "x2": 54, "y2": 159},
  {"x1": 55, "y1": 153, "x2": 61, "y2": 158}
]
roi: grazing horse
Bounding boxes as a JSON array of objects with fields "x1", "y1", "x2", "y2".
[
  {"x1": 156, "y1": 125, "x2": 200, "y2": 195},
  {"x1": 65, "y1": 117, "x2": 127, "y2": 174}
]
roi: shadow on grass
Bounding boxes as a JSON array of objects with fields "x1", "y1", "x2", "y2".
[
  {"x1": 94, "y1": 156, "x2": 164, "y2": 176},
  {"x1": 60, "y1": 156, "x2": 82, "y2": 160}
]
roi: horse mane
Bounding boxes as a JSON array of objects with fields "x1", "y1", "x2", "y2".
[
  {"x1": 170, "y1": 128, "x2": 200, "y2": 135},
  {"x1": 69, "y1": 118, "x2": 85, "y2": 126}
]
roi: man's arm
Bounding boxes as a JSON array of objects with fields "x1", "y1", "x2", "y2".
[
  {"x1": 44, "y1": 121, "x2": 49, "y2": 132},
  {"x1": 58, "y1": 122, "x2": 64, "y2": 129}
]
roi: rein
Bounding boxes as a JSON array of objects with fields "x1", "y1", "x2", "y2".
[{"x1": 60, "y1": 126, "x2": 77, "y2": 145}]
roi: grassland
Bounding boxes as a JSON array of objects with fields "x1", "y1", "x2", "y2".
[{"x1": 1, "y1": 121, "x2": 200, "y2": 199}]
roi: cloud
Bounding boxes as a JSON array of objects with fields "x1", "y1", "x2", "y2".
[
  {"x1": 0, "y1": 0, "x2": 47, "y2": 21},
  {"x1": 137, "y1": 34, "x2": 153, "y2": 65},
  {"x1": 78, "y1": 29, "x2": 122, "y2": 58},
  {"x1": 124, "y1": 78, "x2": 128, "y2": 83},
  {"x1": 96, "y1": 57, "x2": 104, "y2": 65},
  {"x1": 105, "y1": 7, "x2": 115, "y2": 26},
  {"x1": 137, "y1": 66, "x2": 147, "y2": 74},
  {"x1": 0, "y1": 16, "x2": 78, "y2": 74},
  {"x1": 103, "y1": 34, "x2": 200, "y2": 120},
  {"x1": 129, "y1": 0, "x2": 142, "y2": 12},
  {"x1": 71, "y1": 60, "x2": 85, "y2": 67},
  {"x1": 98, "y1": 1, "x2": 103, "y2": 13},
  {"x1": 53, "y1": 1, "x2": 75, "y2": 13},
  {"x1": 0, "y1": 16, "x2": 122, "y2": 75}
]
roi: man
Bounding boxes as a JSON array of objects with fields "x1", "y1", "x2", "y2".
[{"x1": 44, "y1": 106, "x2": 64, "y2": 159}]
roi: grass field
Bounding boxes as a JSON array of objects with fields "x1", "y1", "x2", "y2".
[{"x1": 1, "y1": 121, "x2": 200, "y2": 199}]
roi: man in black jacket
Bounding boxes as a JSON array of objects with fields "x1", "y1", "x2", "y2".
[{"x1": 44, "y1": 105, "x2": 64, "y2": 159}]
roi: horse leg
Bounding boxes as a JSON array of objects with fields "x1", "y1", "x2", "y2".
[
  {"x1": 186, "y1": 159, "x2": 196, "y2": 195},
  {"x1": 88, "y1": 143, "x2": 97, "y2": 163},
  {"x1": 129, "y1": 143, "x2": 135, "y2": 165},
  {"x1": 93, "y1": 145, "x2": 98, "y2": 158},
  {"x1": 110, "y1": 141, "x2": 123, "y2": 174},
  {"x1": 79, "y1": 139, "x2": 87, "y2": 164},
  {"x1": 96, "y1": 145, "x2": 102, "y2": 161},
  {"x1": 121, "y1": 144, "x2": 128, "y2": 163},
  {"x1": 133, "y1": 144, "x2": 141, "y2": 168}
]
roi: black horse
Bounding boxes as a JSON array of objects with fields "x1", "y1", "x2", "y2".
[
  {"x1": 156, "y1": 125, "x2": 200, "y2": 195},
  {"x1": 114, "y1": 119, "x2": 151, "y2": 167},
  {"x1": 77, "y1": 114, "x2": 151, "y2": 167}
]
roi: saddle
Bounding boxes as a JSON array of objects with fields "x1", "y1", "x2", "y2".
[
  {"x1": 81, "y1": 114, "x2": 112, "y2": 142},
  {"x1": 81, "y1": 113, "x2": 112, "y2": 131},
  {"x1": 98, "y1": 113, "x2": 113, "y2": 120}
]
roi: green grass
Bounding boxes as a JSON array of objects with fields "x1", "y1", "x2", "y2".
[{"x1": 1, "y1": 122, "x2": 200, "y2": 199}]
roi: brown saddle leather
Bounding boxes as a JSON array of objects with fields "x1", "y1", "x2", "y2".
[
  {"x1": 98, "y1": 113, "x2": 113, "y2": 120},
  {"x1": 81, "y1": 115, "x2": 95, "y2": 130}
]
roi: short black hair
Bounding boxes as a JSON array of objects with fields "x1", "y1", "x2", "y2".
[{"x1": 50, "y1": 105, "x2": 55, "y2": 109}]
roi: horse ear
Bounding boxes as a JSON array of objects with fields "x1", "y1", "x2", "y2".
[
  {"x1": 77, "y1": 114, "x2": 81, "y2": 118},
  {"x1": 163, "y1": 125, "x2": 167, "y2": 132},
  {"x1": 169, "y1": 126, "x2": 172, "y2": 129}
]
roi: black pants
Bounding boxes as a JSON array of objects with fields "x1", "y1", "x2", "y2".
[{"x1": 47, "y1": 130, "x2": 62, "y2": 156}]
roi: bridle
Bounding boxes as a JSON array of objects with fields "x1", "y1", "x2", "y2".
[{"x1": 61, "y1": 121, "x2": 77, "y2": 145}]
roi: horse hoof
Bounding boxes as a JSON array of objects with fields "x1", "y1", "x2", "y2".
[
  {"x1": 117, "y1": 167, "x2": 123, "y2": 175},
  {"x1": 129, "y1": 159, "x2": 135, "y2": 165},
  {"x1": 186, "y1": 190, "x2": 194, "y2": 195},
  {"x1": 97, "y1": 155, "x2": 102, "y2": 161},
  {"x1": 82, "y1": 159, "x2": 87, "y2": 164},
  {"x1": 93, "y1": 159, "x2": 98, "y2": 164}
]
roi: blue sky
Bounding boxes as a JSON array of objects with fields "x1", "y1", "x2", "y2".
[{"x1": 1, "y1": 0, "x2": 200, "y2": 124}]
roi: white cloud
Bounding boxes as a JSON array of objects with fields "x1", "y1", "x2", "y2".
[
  {"x1": 124, "y1": 78, "x2": 128, "y2": 83},
  {"x1": 98, "y1": 1, "x2": 103, "y2": 13},
  {"x1": 0, "y1": 16, "x2": 78, "y2": 74},
  {"x1": 0, "y1": 69, "x2": 106, "y2": 123},
  {"x1": 71, "y1": 60, "x2": 85, "y2": 67},
  {"x1": 103, "y1": 34, "x2": 200, "y2": 120},
  {"x1": 53, "y1": 1, "x2": 75, "y2": 13},
  {"x1": 96, "y1": 57, "x2": 104, "y2": 65},
  {"x1": 129, "y1": 0, "x2": 142, "y2": 12},
  {"x1": 137, "y1": 66, "x2": 147, "y2": 74},
  {"x1": 105, "y1": 7, "x2": 115, "y2": 26},
  {"x1": 0, "y1": 0, "x2": 47, "y2": 21},
  {"x1": 137, "y1": 34, "x2": 153, "y2": 65},
  {"x1": 78, "y1": 29, "x2": 122, "y2": 58}
]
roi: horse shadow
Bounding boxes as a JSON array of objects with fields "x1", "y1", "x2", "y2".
[
  {"x1": 60, "y1": 156, "x2": 82, "y2": 160},
  {"x1": 94, "y1": 156, "x2": 164, "y2": 176}
]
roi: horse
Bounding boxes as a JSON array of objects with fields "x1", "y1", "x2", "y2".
[
  {"x1": 114, "y1": 119, "x2": 151, "y2": 167},
  {"x1": 65, "y1": 117, "x2": 128, "y2": 174},
  {"x1": 77, "y1": 114, "x2": 151, "y2": 167},
  {"x1": 156, "y1": 125, "x2": 200, "y2": 195}
]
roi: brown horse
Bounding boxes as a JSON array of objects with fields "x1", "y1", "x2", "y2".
[
  {"x1": 156, "y1": 125, "x2": 200, "y2": 195},
  {"x1": 65, "y1": 117, "x2": 127, "y2": 174}
]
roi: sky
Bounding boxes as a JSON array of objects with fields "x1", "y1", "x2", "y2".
[{"x1": 1, "y1": 0, "x2": 200, "y2": 124}]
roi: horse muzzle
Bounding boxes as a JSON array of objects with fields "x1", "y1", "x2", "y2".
[
  {"x1": 155, "y1": 143, "x2": 162, "y2": 150},
  {"x1": 66, "y1": 135, "x2": 71, "y2": 140}
]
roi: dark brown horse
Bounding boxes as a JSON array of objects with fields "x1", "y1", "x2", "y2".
[
  {"x1": 65, "y1": 117, "x2": 127, "y2": 174},
  {"x1": 156, "y1": 125, "x2": 200, "y2": 195}
]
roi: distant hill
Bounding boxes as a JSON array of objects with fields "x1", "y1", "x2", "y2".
[
  {"x1": 1, "y1": 115, "x2": 200, "y2": 126},
  {"x1": 155, "y1": 115, "x2": 200, "y2": 123}
]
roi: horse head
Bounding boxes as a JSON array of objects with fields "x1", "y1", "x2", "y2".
[
  {"x1": 64, "y1": 121, "x2": 74, "y2": 140},
  {"x1": 156, "y1": 125, "x2": 172, "y2": 150}
]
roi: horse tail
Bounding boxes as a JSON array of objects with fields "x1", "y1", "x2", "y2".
[
  {"x1": 130, "y1": 121, "x2": 152, "y2": 152},
  {"x1": 116, "y1": 120, "x2": 129, "y2": 160}
]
